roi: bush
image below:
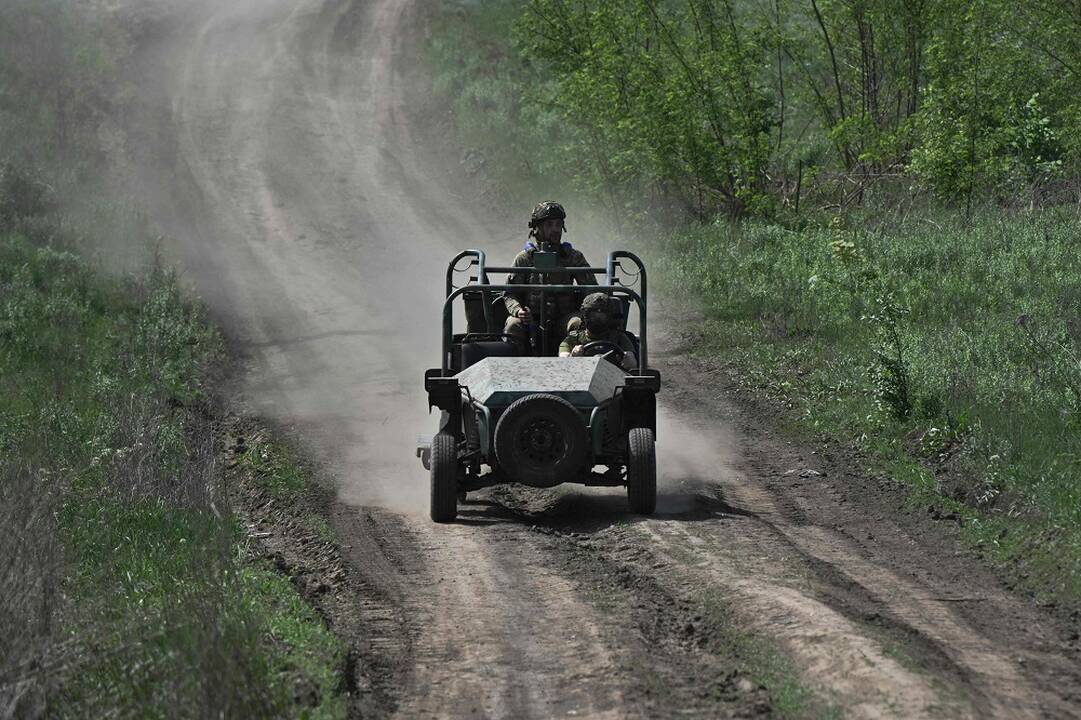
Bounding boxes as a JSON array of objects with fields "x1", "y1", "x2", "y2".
[
  {"x1": 429, "y1": 0, "x2": 1081, "y2": 216},
  {"x1": 0, "y1": 163, "x2": 54, "y2": 224}
]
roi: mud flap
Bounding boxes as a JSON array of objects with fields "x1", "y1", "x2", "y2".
[
  {"x1": 425, "y1": 370, "x2": 463, "y2": 441},
  {"x1": 616, "y1": 384, "x2": 658, "y2": 437},
  {"x1": 417, "y1": 434, "x2": 433, "y2": 470}
]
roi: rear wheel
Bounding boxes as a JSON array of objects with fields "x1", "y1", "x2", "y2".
[
  {"x1": 627, "y1": 427, "x2": 656, "y2": 515},
  {"x1": 430, "y1": 432, "x2": 459, "y2": 523}
]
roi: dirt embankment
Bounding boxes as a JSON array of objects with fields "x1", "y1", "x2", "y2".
[{"x1": 125, "y1": 0, "x2": 1081, "y2": 717}]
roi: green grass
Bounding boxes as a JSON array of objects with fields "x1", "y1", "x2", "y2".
[
  {"x1": 651, "y1": 208, "x2": 1081, "y2": 604},
  {"x1": 241, "y1": 434, "x2": 310, "y2": 500},
  {"x1": 0, "y1": 231, "x2": 345, "y2": 718}
]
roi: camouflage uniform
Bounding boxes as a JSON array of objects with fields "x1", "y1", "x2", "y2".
[
  {"x1": 559, "y1": 328, "x2": 637, "y2": 367},
  {"x1": 503, "y1": 240, "x2": 598, "y2": 342}
]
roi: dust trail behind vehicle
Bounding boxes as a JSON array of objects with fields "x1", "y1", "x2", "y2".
[
  {"x1": 131, "y1": 1, "x2": 656, "y2": 716},
  {"x1": 142, "y1": 0, "x2": 461, "y2": 511}
]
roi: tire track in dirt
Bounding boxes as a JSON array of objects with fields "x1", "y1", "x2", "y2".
[
  {"x1": 485, "y1": 481, "x2": 954, "y2": 718},
  {"x1": 134, "y1": 1, "x2": 690, "y2": 717},
  {"x1": 632, "y1": 357, "x2": 1081, "y2": 718},
  {"x1": 127, "y1": 0, "x2": 1081, "y2": 717},
  {"x1": 637, "y1": 519, "x2": 951, "y2": 719},
  {"x1": 331, "y1": 506, "x2": 630, "y2": 718}
]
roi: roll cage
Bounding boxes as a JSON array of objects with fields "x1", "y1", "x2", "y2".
[{"x1": 437, "y1": 249, "x2": 651, "y2": 374}]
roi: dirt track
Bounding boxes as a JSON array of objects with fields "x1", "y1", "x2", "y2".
[{"x1": 126, "y1": 0, "x2": 1081, "y2": 717}]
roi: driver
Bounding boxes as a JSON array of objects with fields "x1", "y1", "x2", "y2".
[
  {"x1": 503, "y1": 201, "x2": 597, "y2": 347},
  {"x1": 559, "y1": 292, "x2": 638, "y2": 371}
]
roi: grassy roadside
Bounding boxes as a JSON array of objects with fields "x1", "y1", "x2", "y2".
[
  {"x1": 0, "y1": 228, "x2": 345, "y2": 718},
  {"x1": 651, "y1": 210, "x2": 1081, "y2": 606}
]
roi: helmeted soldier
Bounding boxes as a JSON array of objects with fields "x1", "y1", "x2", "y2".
[
  {"x1": 559, "y1": 292, "x2": 637, "y2": 371},
  {"x1": 503, "y1": 201, "x2": 598, "y2": 348}
]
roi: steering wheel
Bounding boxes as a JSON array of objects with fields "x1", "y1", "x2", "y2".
[{"x1": 578, "y1": 340, "x2": 625, "y2": 366}]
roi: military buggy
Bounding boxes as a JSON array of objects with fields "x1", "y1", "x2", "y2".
[{"x1": 418, "y1": 249, "x2": 660, "y2": 523}]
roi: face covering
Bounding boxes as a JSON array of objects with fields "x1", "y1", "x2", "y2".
[{"x1": 585, "y1": 311, "x2": 611, "y2": 335}]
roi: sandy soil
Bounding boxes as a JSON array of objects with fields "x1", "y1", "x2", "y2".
[{"x1": 124, "y1": 0, "x2": 1081, "y2": 717}]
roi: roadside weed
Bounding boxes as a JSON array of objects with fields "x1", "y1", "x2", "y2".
[
  {"x1": 0, "y1": 232, "x2": 344, "y2": 718},
  {"x1": 653, "y1": 208, "x2": 1081, "y2": 602}
]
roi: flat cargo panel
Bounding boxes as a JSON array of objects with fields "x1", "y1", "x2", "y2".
[{"x1": 455, "y1": 357, "x2": 625, "y2": 407}]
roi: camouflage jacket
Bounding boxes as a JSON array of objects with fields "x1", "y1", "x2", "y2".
[
  {"x1": 503, "y1": 241, "x2": 598, "y2": 317},
  {"x1": 559, "y1": 328, "x2": 637, "y2": 363}
]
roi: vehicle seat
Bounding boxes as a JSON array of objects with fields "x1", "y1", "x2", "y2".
[
  {"x1": 611, "y1": 296, "x2": 631, "y2": 332},
  {"x1": 460, "y1": 341, "x2": 518, "y2": 371},
  {"x1": 464, "y1": 290, "x2": 511, "y2": 334},
  {"x1": 463, "y1": 290, "x2": 488, "y2": 334}
]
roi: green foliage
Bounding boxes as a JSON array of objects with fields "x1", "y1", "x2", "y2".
[
  {"x1": 430, "y1": 0, "x2": 1081, "y2": 214},
  {"x1": 653, "y1": 208, "x2": 1081, "y2": 600},
  {"x1": 517, "y1": 0, "x2": 774, "y2": 215},
  {"x1": 430, "y1": 0, "x2": 776, "y2": 218},
  {"x1": 907, "y1": 1, "x2": 1072, "y2": 200},
  {"x1": 241, "y1": 435, "x2": 309, "y2": 500},
  {"x1": 864, "y1": 290, "x2": 912, "y2": 420},
  {"x1": 427, "y1": 0, "x2": 546, "y2": 201},
  {"x1": 0, "y1": 0, "x2": 126, "y2": 168},
  {"x1": 0, "y1": 231, "x2": 344, "y2": 718}
]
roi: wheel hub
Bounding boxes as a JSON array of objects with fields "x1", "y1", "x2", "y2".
[
  {"x1": 494, "y1": 393, "x2": 588, "y2": 488},
  {"x1": 518, "y1": 416, "x2": 565, "y2": 464}
]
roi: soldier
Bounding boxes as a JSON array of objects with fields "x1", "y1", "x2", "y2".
[
  {"x1": 503, "y1": 201, "x2": 597, "y2": 349},
  {"x1": 559, "y1": 292, "x2": 638, "y2": 371}
]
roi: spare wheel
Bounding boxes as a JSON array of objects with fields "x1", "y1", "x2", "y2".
[{"x1": 494, "y1": 393, "x2": 588, "y2": 487}]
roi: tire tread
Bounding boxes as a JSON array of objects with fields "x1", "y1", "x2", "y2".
[
  {"x1": 627, "y1": 427, "x2": 656, "y2": 514},
  {"x1": 430, "y1": 432, "x2": 458, "y2": 523}
]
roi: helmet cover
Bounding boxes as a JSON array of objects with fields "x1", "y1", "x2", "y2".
[
  {"x1": 581, "y1": 292, "x2": 610, "y2": 314},
  {"x1": 528, "y1": 201, "x2": 567, "y2": 228}
]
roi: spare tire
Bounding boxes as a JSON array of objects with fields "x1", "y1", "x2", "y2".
[{"x1": 494, "y1": 394, "x2": 588, "y2": 487}]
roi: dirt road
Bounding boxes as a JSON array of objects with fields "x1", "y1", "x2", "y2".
[{"x1": 126, "y1": 0, "x2": 1081, "y2": 716}]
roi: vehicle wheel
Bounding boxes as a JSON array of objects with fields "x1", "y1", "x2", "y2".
[
  {"x1": 627, "y1": 427, "x2": 656, "y2": 515},
  {"x1": 494, "y1": 394, "x2": 588, "y2": 487},
  {"x1": 430, "y1": 432, "x2": 459, "y2": 523}
]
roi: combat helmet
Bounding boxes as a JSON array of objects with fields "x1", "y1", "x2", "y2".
[
  {"x1": 581, "y1": 292, "x2": 615, "y2": 334},
  {"x1": 528, "y1": 201, "x2": 567, "y2": 236}
]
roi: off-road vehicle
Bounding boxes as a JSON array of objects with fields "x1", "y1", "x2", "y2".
[{"x1": 418, "y1": 249, "x2": 660, "y2": 523}]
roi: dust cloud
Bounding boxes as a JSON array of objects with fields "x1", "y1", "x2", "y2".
[
  {"x1": 655, "y1": 404, "x2": 740, "y2": 514},
  {"x1": 115, "y1": 0, "x2": 456, "y2": 514},
  {"x1": 554, "y1": 208, "x2": 743, "y2": 515},
  {"x1": 123, "y1": 0, "x2": 734, "y2": 518}
]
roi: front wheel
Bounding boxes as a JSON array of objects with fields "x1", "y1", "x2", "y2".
[
  {"x1": 430, "y1": 432, "x2": 459, "y2": 523},
  {"x1": 627, "y1": 427, "x2": 656, "y2": 515}
]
